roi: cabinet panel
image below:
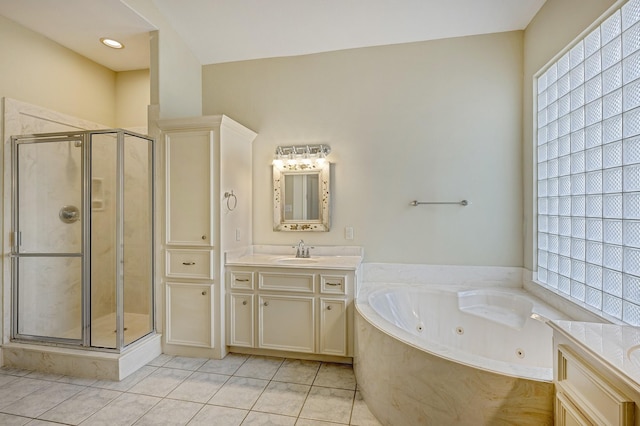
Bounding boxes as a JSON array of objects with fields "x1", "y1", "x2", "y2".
[
  {"x1": 230, "y1": 270, "x2": 254, "y2": 290},
  {"x1": 259, "y1": 272, "x2": 314, "y2": 293},
  {"x1": 320, "y1": 274, "x2": 346, "y2": 295},
  {"x1": 319, "y1": 298, "x2": 347, "y2": 356},
  {"x1": 166, "y1": 282, "x2": 213, "y2": 347},
  {"x1": 556, "y1": 392, "x2": 593, "y2": 426},
  {"x1": 165, "y1": 130, "x2": 213, "y2": 246},
  {"x1": 229, "y1": 293, "x2": 254, "y2": 347},
  {"x1": 166, "y1": 249, "x2": 213, "y2": 279},
  {"x1": 259, "y1": 295, "x2": 314, "y2": 353},
  {"x1": 557, "y1": 345, "x2": 634, "y2": 426}
]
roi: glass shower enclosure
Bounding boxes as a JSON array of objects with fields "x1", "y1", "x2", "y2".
[{"x1": 11, "y1": 129, "x2": 154, "y2": 351}]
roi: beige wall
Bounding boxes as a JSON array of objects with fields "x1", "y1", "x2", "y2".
[
  {"x1": 0, "y1": 15, "x2": 116, "y2": 126},
  {"x1": 116, "y1": 69, "x2": 151, "y2": 130},
  {"x1": 522, "y1": 0, "x2": 619, "y2": 270},
  {"x1": 203, "y1": 32, "x2": 524, "y2": 265}
]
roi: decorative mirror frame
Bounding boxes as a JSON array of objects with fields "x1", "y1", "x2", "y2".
[{"x1": 273, "y1": 161, "x2": 330, "y2": 231}]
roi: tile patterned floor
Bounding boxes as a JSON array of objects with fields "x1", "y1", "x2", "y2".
[{"x1": 0, "y1": 354, "x2": 382, "y2": 425}]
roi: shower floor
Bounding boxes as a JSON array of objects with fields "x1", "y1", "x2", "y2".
[{"x1": 60, "y1": 312, "x2": 151, "y2": 348}]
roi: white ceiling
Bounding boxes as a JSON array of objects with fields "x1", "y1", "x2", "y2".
[{"x1": 0, "y1": 0, "x2": 546, "y2": 72}]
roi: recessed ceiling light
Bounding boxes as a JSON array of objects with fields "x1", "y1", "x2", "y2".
[{"x1": 100, "y1": 38, "x2": 124, "y2": 49}]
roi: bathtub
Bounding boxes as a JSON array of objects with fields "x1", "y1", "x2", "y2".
[{"x1": 354, "y1": 283, "x2": 569, "y2": 426}]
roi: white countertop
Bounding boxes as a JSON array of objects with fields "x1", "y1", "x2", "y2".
[
  {"x1": 225, "y1": 245, "x2": 364, "y2": 270},
  {"x1": 550, "y1": 320, "x2": 640, "y2": 392}
]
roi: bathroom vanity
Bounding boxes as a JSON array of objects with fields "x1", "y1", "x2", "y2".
[
  {"x1": 551, "y1": 321, "x2": 640, "y2": 425},
  {"x1": 225, "y1": 245, "x2": 363, "y2": 361}
]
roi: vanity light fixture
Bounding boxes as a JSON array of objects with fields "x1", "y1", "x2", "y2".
[
  {"x1": 100, "y1": 37, "x2": 124, "y2": 49},
  {"x1": 272, "y1": 144, "x2": 331, "y2": 168}
]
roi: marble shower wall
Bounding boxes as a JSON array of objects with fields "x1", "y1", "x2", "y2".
[{"x1": 4, "y1": 99, "x2": 151, "y2": 341}]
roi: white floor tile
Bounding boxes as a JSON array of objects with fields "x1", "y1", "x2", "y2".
[
  {"x1": 312, "y1": 363, "x2": 356, "y2": 390},
  {"x1": 273, "y1": 359, "x2": 320, "y2": 385},
  {"x1": 208, "y1": 376, "x2": 268, "y2": 409},
  {"x1": 38, "y1": 387, "x2": 121, "y2": 425},
  {"x1": 92, "y1": 365, "x2": 157, "y2": 392},
  {"x1": 128, "y1": 367, "x2": 192, "y2": 397},
  {"x1": 167, "y1": 371, "x2": 229, "y2": 403},
  {"x1": 299, "y1": 387, "x2": 355, "y2": 424},
  {"x1": 350, "y1": 392, "x2": 382, "y2": 426},
  {"x1": 0, "y1": 378, "x2": 50, "y2": 409},
  {"x1": 187, "y1": 405, "x2": 248, "y2": 425},
  {"x1": 252, "y1": 381, "x2": 310, "y2": 417},
  {"x1": 163, "y1": 356, "x2": 208, "y2": 371},
  {"x1": 1, "y1": 382, "x2": 83, "y2": 418},
  {"x1": 198, "y1": 353, "x2": 248, "y2": 375},
  {"x1": 134, "y1": 398, "x2": 202, "y2": 426},
  {"x1": 0, "y1": 412, "x2": 31, "y2": 425},
  {"x1": 234, "y1": 356, "x2": 284, "y2": 380},
  {"x1": 80, "y1": 392, "x2": 160, "y2": 426},
  {"x1": 147, "y1": 354, "x2": 173, "y2": 367},
  {"x1": 241, "y1": 411, "x2": 297, "y2": 425}
]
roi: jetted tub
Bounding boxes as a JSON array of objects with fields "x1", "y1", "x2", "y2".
[{"x1": 354, "y1": 284, "x2": 568, "y2": 425}]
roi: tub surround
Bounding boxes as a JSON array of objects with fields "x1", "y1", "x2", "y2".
[
  {"x1": 523, "y1": 269, "x2": 616, "y2": 324},
  {"x1": 354, "y1": 263, "x2": 567, "y2": 426},
  {"x1": 362, "y1": 262, "x2": 524, "y2": 289}
]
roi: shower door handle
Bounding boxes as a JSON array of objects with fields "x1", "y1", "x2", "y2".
[{"x1": 13, "y1": 231, "x2": 21, "y2": 248}]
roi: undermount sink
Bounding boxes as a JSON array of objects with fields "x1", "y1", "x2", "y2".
[{"x1": 275, "y1": 257, "x2": 319, "y2": 264}]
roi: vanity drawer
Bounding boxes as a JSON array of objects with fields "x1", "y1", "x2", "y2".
[
  {"x1": 320, "y1": 274, "x2": 347, "y2": 295},
  {"x1": 557, "y1": 345, "x2": 634, "y2": 426},
  {"x1": 258, "y1": 272, "x2": 315, "y2": 293},
  {"x1": 229, "y1": 270, "x2": 254, "y2": 290},
  {"x1": 166, "y1": 249, "x2": 213, "y2": 279}
]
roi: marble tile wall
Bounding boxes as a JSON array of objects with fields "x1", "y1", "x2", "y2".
[{"x1": 2, "y1": 99, "x2": 153, "y2": 344}]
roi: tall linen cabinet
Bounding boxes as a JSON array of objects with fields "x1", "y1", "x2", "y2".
[{"x1": 157, "y1": 116, "x2": 257, "y2": 359}]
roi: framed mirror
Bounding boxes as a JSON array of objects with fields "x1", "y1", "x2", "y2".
[{"x1": 273, "y1": 161, "x2": 330, "y2": 231}]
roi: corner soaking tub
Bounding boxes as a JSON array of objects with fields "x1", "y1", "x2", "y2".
[{"x1": 354, "y1": 284, "x2": 568, "y2": 426}]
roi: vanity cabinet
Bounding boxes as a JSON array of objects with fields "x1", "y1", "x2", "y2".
[
  {"x1": 226, "y1": 266, "x2": 354, "y2": 359},
  {"x1": 158, "y1": 116, "x2": 256, "y2": 359},
  {"x1": 259, "y1": 294, "x2": 315, "y2": 352},
  {"x1": 551, "y1": 322, "x2": 640, "y2": 426}
]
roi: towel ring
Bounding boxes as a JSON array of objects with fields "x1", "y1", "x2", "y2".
[{"x1": 224, "y1": 190, "x2": 237, "y2": 211}]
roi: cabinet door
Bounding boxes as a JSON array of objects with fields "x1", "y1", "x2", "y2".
[
  {"x1": 229, "y1": 293, "x2": 254, "y2": 347},
  {"x1": 165, "y1": 130, "x2": 213, "y2": 246},
  {"x1": 166, "y1": 282, "x2": 213, "y2": 347},
  {"x1": 319, "y1": 298, "x2": 347, "y2": 356},
  {"x1": 259, "y1": 295, "x2": 314, "y2": 353}
]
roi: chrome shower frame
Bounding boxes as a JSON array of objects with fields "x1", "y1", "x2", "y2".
[{"x1": 10, "y1": 129, "x2": 155, "y2": 353}]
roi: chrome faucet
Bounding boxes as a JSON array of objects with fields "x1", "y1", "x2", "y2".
[{"x1": 293, "y1": 239, "x2": 313, "y2": 258}]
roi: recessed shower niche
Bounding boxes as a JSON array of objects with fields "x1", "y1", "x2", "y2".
[{"x1": 5, "y1": 129, "x2": 159, "y2": 379}]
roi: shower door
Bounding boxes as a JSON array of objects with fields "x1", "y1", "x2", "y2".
[{"x1": 12, "y1": 134, "x2": 87, "y2": 344}]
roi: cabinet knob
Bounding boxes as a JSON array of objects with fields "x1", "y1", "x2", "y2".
[
  {"x1": 264, "y1": 301, "x2": 269, "y2": 306},
  {"x1": 202, "y1": 235, "x2": 207, "y2": 240},
  {"x1": 327, "y1": 305, "x2": 332, "y2": 310},
  {"x1": 201, "y1": 291, "x2": 207, "y2": 296},
  {"x1": 242, "y1": 300, "x2": 247, "y2": 305}
]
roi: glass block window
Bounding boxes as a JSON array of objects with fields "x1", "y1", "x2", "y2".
[{"x1": 536, "y1": 0, "x2": 640, "y2": 325}]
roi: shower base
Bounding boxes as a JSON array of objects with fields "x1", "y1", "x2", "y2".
[
  {"x1": 59, "y1": 312, "x2": 152, "y2": 348},
  {"x1": 1, "y1": 331, "x2": 161, "y2": 381}
]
